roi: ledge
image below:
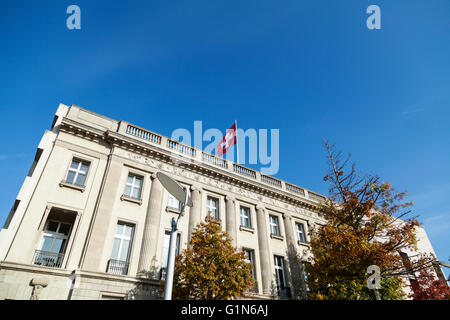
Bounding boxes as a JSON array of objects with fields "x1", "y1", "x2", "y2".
[
  {"x1": 270, "y1": 233, "x2": 284, "y2": 241},
  {"x1": 59, "y1": 180, "x2": 85, "y2": 192},
  {"x1": 120, "y1": 194, "x2": 143, "y2": 205},
  {"x1": 166, "y1": 206, "x2": 181, "y2": 214},
  {"x1": 297, "y1": 240, "x2": 310, "y2": 247},
  {"x1": 239, "y1": 225, "x2": 255, "y2": 234}
]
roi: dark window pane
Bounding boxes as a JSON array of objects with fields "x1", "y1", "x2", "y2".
[
  {"x1": 58, "y1": 223, "x2": 71, "y2": 236},
  {"x1": 46, "y1": 221, "x2": 59, "y2": 232}
]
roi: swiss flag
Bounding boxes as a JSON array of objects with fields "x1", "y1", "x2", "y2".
[{"x1": 217, "y1": 122, "x2": 237, "y2": 157}]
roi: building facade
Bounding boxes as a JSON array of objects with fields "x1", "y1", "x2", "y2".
[{"x1": 0, "y1": 104, "x2": 441, "y2": 300}]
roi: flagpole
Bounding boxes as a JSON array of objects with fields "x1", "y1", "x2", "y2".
[{"x1": 235, "y1": 119, "x2": 239, "y2": 164}]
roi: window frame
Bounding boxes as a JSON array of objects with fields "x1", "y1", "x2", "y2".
[
  {"x1": 167, "y1": 193, "x2": 181, "y2": 211},
  {"x1": 38, "y1": 219, "x2": 72, "y2": 255},
  {"x1": 240, "y1": 206, "x2": 252, "y2": 228},
  {"x1": 110, "y1": 222, "x2": 135, "y2": 263},
  {"x1": 274, "y1": 255, "x2": 287, "y2": 289},
  {"x1": 123, "y1": 172, "x2": 144, "y2": 200},
  {"x1": 65, "y1": 158, "x2": 90, "y2": 187},
  {"x1": 269, "y1": 214, "x2": 281, "y2": 236},
  {"x1": 295, "y1": 221, "x2": 307, "y2": 244},
  {"x1": 206, "y1": 196, "x2": 220, "y2": 220}
]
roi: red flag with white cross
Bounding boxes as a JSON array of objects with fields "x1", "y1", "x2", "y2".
[{"x1": 217, "y1": 122, "x2": 237, "y2": 157}]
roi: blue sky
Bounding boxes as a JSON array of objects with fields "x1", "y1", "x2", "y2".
[{"x1": 0, "y1": 1, "x2": 449, "y2": 277}]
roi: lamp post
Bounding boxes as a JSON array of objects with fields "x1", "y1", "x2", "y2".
[{"x1": 156, "y1": 172, "x2": 193, "y2": 300}]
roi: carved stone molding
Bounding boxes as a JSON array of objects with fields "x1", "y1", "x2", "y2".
[
  {"x1": 62, "y1": 118, "x2": 322, "y2": 217},
  {"x1": 190, "y1": 185, "x2": 202, "y2": 193},
  {"x1": 255, "y1": 204, "x2": 265, "y2": 212},
  {"x1": 225, "y1": 195, "x2": 235, "y2": 202},
  {"x1": 30, "y1": 277, "x2": 49, "y2": 300}
]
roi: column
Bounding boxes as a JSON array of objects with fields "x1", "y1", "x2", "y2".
[
  {"x1": 283, "y1": 213, "x2": 296, "y2": 249},
  {"x1": 283, "y1": 213, "x2": 308, "y2": 299},
  {"x1": 225, "y1": 196, "x2": 237, "y2": 247},
  {"x1": 81, "y1": 156, "x2": 123, "y2": 272},
  {"x1": 256, "y1": 205, "x2": 272, "y2": 295},
  {"x1": 137, "y1": 173, "x2": 164, "y2": 275},
  {"x1": 187, "y1": 185, "x2": 202, "y2": 242}
]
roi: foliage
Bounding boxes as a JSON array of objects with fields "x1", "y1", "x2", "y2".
[
  {"x1": 305, "y1": 141, "x2": 437, "y2": 300},
  {"x1": 409, "y1": 269, "x2": 450, "y2": 300},
  {"x1": 172, "y1": 218, "x2": 255, "y2": 300}
]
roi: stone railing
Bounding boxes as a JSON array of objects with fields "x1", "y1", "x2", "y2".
[
  {"x1": 285, "y1": 183, "x2": 306, "y2": 197},
  {"x1": 261, "y1": 174, "x2": 282, "y2": 188},
  {"x1": 202, "y1": 152, "x2": 228, "y2": 169},
  {"x1": 308, "y1": 191, "x2": 326, "y2": 202},
  {"x1": 119, "y1": 120, "x2": 326, "y2": 203},
  {"x1": 233, "y1": 163, "x2": 257, "y2": 179},
  {"x1": 125, "y1": 123, "x2": 161, "y2": 145},
  {"x1": 167, "y1": 139, "x2": 196, "y2": 157}
]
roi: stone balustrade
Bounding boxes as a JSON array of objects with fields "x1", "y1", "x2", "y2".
[{"x1": 118, "y1": 120, "x2": 326, "y2": 203}]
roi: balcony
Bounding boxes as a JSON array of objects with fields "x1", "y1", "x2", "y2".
[
  {"x1": 106, "y1": 259, "x2": 129, "y2": 275},
  {"x1": 33, "y1": 250, "x2": 64, "y2": 268}
]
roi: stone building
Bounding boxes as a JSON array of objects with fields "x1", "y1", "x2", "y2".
[{"x1": 0, "y1": 103, "x2": 441, "y2": 300}]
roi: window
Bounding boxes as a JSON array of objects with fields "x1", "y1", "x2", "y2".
[
  {"x1": 27, "y1": 148, "x2": 43, "y2": 177},
  {"x1": 296, "y1": 222, "x2": 307, "y2": 243},
  {"x1": 240, "y1": 206, "x2": 251, "y2": 228},
  {"x1": 3, "y1": 199, "x2": 20, "y2": 229},
  {"x1": 274, "y1": 255, "x2": 290, "y2": 297},
  {"x1": 167, "y1": 193, "x2": 181, "y2": 211},
  {"x1": 207, "y1": 196, "x2": 219, "y2": 220},
  {"x1": 65, "y1": 159, "x2": 90, "y2": 186},
  {"x1": 124, "y1": 174, "x2": 143, "y2": 200},
  {"x1": 108, "y1": 223, "x2": 134, "y2": 275},
  {"x1": 34, "y1": 220, "x2": 72, "y2": 268},
  {"x1": 161, "y1": 231, "x2": 181, "y2": 280},
  {"x1": 243, "y1": 249, "x2": 256, "y2": 277},
  {"x1": 269, "y1": 215, "x2": 280, "y2": 236},
  {"x1": 244, "y1": 249, "x2": 257, "y2": 291},
  {"x1": 274, "y1": 256, "x2": 286, "y2": 288}
]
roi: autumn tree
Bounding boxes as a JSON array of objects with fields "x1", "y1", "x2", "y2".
[
  {"x1": 409, "y1": 268, "x2": 450, "y2": 300},
  {"x1": 305, "y1": 141, "x2": 438, "y2": 300},
  {"x1": 172, "y1": 217, "x2": 255, "y2": 300}
]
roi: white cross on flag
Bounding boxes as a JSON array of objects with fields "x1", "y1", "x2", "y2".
[{"x1": 217, "y1": 122, "x2": 237, "y2": 157}]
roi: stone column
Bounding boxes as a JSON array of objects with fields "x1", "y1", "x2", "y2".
[
  {"x1": 137, "y1": 173, "x2": 164, "y2": 275},
  {"x1": 187, "y1": 185, "x2": 202, "y2": 242},
  {"x1": 82, "y1": 156, "x2": 123, "y2": 272},
  {"x1": 256, "y1": 205, "x2": 272, "y2": 295},
  {"x1": 283, "y1": 213, "x2": 296, "y2": 249},
  {"x1": 225, "y1": 196, "x2": 237, "y2": 247},
  {"x1": 283, "y1": 213, "x2": 308, "y2": 299}
]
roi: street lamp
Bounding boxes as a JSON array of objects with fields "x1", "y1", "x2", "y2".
[{"x1": 156, "y1": 172, "x2": 193, "y2": 300}]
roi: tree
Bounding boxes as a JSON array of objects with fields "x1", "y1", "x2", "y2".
[
  {"x1": 172, "y1": 217, "x2": 255, "y2": 300},
  {"x1": 305, "y1": 141, "x2": 437, "y2": 300},
  {"x1": 409, "y1": 268, "x2": 450, "y2": 300}
]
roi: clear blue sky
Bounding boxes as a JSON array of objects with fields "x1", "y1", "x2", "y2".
[{"x1": 0, "y1": 1, "x2": 449, "y2": 277}]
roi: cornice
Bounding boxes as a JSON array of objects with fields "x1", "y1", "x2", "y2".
[
  {"x1": 60, "y1": 118, "x2": 321, "y2": 212},
  {"x1": 59, "y1": 117, "x2": 106, "y2": 143},
  {"x1": 107, "y1": 130, "x2": 319, "y2": 210}
]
